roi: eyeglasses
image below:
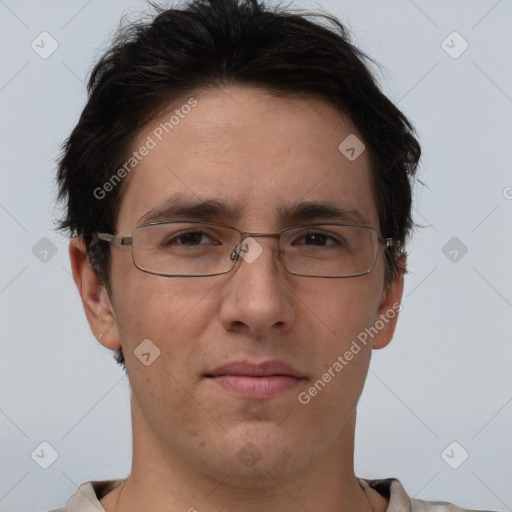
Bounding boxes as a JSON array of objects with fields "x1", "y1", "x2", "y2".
[{"x1": 92, "y1": 220, "x2": 394, "y2": 278}]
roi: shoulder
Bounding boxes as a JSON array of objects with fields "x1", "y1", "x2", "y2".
[
  {"x1": 359, "y1": 477, "x2": 498, "y2": 512},
  {"x1": 46, "y1": 479, "x2": 123, "y2": 512}
]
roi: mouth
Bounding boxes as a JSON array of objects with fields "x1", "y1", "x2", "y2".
[{"x1": 204, "y1": 360, "x2": 306, "y2": 399}]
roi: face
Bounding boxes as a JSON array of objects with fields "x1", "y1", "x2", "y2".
[{"x1": 79, "y1": 85, "x2": 402, "y2": 485}]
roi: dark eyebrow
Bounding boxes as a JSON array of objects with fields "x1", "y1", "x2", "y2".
[
  {"x1": 138, "y1": 196, "x2": 242, "y2": 224},
  {"x1": 278, "y1": 201, "x2": 368, "y2": 225},
  {"x1": 138, "y1": 196, "x2": 246, "y2": 225},
  {"x1": 138, "y1": 196, "x2": 368, "y2": 226}
]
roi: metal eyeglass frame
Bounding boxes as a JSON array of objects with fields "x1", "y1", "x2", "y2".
[{"x1": 91, "y1": 220, "x2": 395, "y2": 278}]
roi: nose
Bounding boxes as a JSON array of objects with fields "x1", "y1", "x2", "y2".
[{"x1": 218, "y1": 236, "x2": 296, "y2": 337}]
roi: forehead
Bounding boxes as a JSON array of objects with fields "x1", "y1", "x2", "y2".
[{"x1": 115, "y1": 86, "x2": 379, "y2": 233}]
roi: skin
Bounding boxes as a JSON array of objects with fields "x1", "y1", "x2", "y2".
[{"x1": 70, "y1": 86, "x2": 403, "y2": 512}]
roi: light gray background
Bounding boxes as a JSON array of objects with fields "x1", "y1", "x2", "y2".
[{"x1": 1, "y1": 1, "x2": 511, "y2": 511}]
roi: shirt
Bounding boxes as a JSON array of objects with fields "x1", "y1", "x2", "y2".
[{"x1": 48, "y1": 477, "x2": 496, "y2": 512}]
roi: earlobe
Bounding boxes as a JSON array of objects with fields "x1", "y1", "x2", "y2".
[
  {"x1": 69, "y1": 237, "x2": 122, "y2": 351},
  {"x1": 371, "y1": 271, "x2": 404, "y2": 350}
]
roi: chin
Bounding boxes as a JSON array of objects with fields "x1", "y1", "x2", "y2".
[{"x1": 220, "y1": 427, "x2": 302, "y2": 477}]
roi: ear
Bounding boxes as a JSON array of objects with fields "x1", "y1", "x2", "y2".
[
  {"x1": 371, "y1": 268, "x2": 404, "y2": 350},
  {"x1": 69, "y1": 237, "x2": 121, "y2": 351}
]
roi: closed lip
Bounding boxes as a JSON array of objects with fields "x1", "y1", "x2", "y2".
[{"x1": 205, "y1": 360, "x2": 304, "y2": 378}]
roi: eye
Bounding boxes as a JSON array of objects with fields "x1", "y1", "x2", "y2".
[
  {"x1": 165, "y1": 230, "x2": 219, "y2": 247},
  {"x1": 292, "y1": 231, "x2": 344, "y2": 247}
]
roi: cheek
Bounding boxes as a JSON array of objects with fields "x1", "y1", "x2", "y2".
[
  {"x1": 114, "y1": 272, "x2": 214, "y2": 418},
  {"x1": 294, "y1": 274, "x2": 382, "y2": 342},
  {"x1": 110, "y1": 257, "x2": 213, "y2": 348},
  {"x1": 294, "y1": 284, "x2": 378, "y2": 429}
]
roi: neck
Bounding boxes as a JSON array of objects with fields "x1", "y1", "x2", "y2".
[{"x1": 101, "y1": 397, "x2": 384, "y2": 512}]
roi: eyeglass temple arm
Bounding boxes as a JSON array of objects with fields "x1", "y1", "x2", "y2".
[{"x1": 94, "y1": 233, "x2": 133, "y2": 246}]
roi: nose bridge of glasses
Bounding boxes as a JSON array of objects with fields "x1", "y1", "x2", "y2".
[
  {"x1": 231, "y1": 231, "x2": 282, "y2": 260},
  {"x1": 241, "y1": 231, "x2": 281, "y2": 242}
]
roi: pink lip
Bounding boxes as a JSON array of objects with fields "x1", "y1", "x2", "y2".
[
  {"x1": 206, "y1": 360, "x2": 303, "y2": 378},
  {"x1": 205, "y1": 361, "x2": 305, "y2": 399}
]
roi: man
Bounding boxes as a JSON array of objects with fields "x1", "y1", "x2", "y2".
[{"x1": 50, "y1": 0, "x2": 494, "y2": 511}]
